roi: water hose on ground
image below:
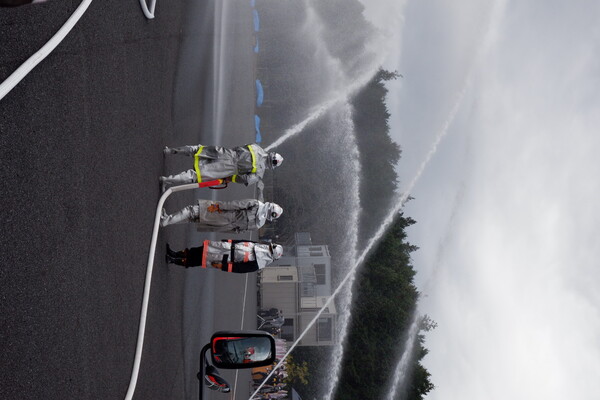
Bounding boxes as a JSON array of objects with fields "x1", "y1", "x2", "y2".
[
  {"x1": 0, "y1": 0, "x2": 93, "y2": 101},
  {"x1": 124, "y1": 179, "x2": 224, "y2": 400}
]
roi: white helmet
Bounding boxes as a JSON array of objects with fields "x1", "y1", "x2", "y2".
[
  {"x1": 266, "y1": 203, "x2": 283, "y2": 221},
  {"x1": 269, "y1": 152, "x2": 284, "y2": 169},
  {"x1": 271, "y1": 244, "x2": 283, "y2": 259}
]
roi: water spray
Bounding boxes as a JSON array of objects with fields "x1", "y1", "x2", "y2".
[
  {"x1": 264, "y1": 64, "x2": 386, "y2": 152},
  {"x1": 254, "y1": 62, "x2": 468, "y2": 399},
  {"x1": 385, "y1": 313, "x2": 421, "y2": 400},
  {"x1": 264, "y1": 1, "x2": 388, "y2": 152},
  {"x1": 255, "y1": 9, "x2": 406, "y2": 400},
  {"x1": 250, "y1": 118, "x2": 445, "y2": 399}
]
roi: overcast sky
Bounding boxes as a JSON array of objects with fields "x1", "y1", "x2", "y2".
[{"x1": 360, "y1": 0, "x2": 600, "y2": 399}]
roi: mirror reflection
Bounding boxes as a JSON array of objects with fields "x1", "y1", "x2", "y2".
[{"x1": 212, "y1": 336, "x2": 273, "y2": 366}]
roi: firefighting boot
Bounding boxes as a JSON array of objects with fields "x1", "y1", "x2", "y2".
[
  {"x1": 166, "y1": 244, "x2": 188, "y2": 258},
  {"x1": 163, "y1": 145, "x2": 200, "y2": 156},
  {"x1": 160, "y1": 206, "x2": 195, "y2": 227},
  {"x1": 165, "y1": 254, "x2": 188, "y2": 267},
  {"x1": 159, "y1": 170, "x2": 198, "y2": 189}
]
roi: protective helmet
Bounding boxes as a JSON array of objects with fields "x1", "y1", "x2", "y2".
[
  {"x1": 269, "y1": 152, "x2": 284, "y2": 169},
  {"x1": 266, "y1": 203, "x2": 283, "y2": 221},
  {"x1": 271, "y1": 244, "x2": 284, "y2": 259}
]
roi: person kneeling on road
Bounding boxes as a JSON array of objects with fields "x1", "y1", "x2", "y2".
[{"x1": 165, "y1": 240, "x2": 283, "y2": 273}]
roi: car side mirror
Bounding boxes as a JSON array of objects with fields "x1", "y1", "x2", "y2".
[{"x1": 209, "y1": 330, "x2": 276, "y2": 369}]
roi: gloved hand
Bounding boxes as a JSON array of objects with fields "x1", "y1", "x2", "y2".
[{"x1": 207, "y1": 204, "x2": 222, "y2": 213}]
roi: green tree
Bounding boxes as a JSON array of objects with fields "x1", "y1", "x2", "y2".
[
  {"x1": 334, "y1": 214, "x2": 435, "y2": 400},
  {"x1": 285, "y1": 355, "x2": 310, "y2": 387}
]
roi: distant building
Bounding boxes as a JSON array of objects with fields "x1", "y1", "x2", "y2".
[{"x1": 259, "y1": 233, "x2": 337, "y2": 346}]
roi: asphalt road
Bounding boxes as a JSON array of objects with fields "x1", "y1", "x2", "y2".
[{"x1": 1, "y1": 1, "x2": 259, "y2": 399}]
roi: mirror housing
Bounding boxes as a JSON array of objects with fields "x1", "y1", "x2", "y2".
[
  {"x1": 202, "y1": 365, "x2": 231, "y2": 393},
  {"x1": 210, "y1": 330, "x2": 276, "y2": 369}
]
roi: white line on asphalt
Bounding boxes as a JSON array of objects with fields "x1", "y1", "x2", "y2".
[{"x1": 233, "y1": 237, "x2": 252, "y2": 399}]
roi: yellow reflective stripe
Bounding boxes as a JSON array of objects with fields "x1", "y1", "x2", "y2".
[
  {"x1": 247, "y1": 145, "x2": 257, "y2": 173},
  {"x1": 231, "y1": 175, "x2": 238, "y2": 183},
  {"x1": 194, "y1": 146, "x2": 204, "y2": 182}
]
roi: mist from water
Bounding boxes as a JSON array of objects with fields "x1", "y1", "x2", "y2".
[
  {"x1": 253, "y1": 1, "x2": 456, "y2": 398},
  {"x1": 323, "y1": 51, "x2": 479, "y2": 393},
  {"x1": 249, "y1": 1, "x2": 385, "y2": 398},
  {"x1": 265, "y1": 58, "x2": 387, "y2": 152},
  {"x1": 250, "y1": 101, "x2": 361, "y2": 400},
  {"x1": 255, "y1": 1, "x2": 406, "y2": 398},
  {"x1": 321, "y1": 122, "x2": 449, "y2": 397},
  {"x1": 258, "y1": 3, "x2": 389, "y2": 394},
  {"x1": 317, "y1": 104, "x2": 362, "y2": 398},
  {"x1": 255, "y1": 102, "x2": 457, "y2": 398},
  {"x1": 265, "y1": 0, "x2": 384, "y2": 152},
  {"x1": 260, "y1": 1, "x2": 506, "y2": 397},
  {"x1": 386, "y1": 314, "x2": 421, "y2": 400},
  {"x1": 251, "y1": 150, "x2": 431, "y2": 400}
]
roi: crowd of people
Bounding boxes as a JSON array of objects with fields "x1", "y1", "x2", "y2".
[{"x1": 251, "y1": 360, "x2": 289, "y2": 399}]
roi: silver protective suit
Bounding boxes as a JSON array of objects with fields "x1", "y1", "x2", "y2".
[
  {"x1": 162, "y1": 143, "x2": 269, "y2": 185},
  {"x1": 202, "y1": 240, "x2": 277, "y2": 270},
  {"x1": 160, "y1": 199, "x2": 281, "y2": 232}
]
